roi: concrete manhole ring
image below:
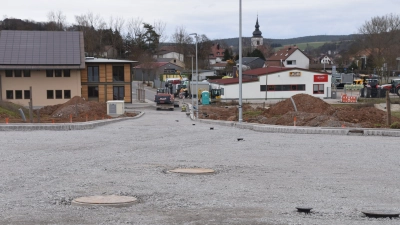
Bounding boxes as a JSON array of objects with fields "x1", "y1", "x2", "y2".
[
  {"x1": 71, "y1": 195, "x2": 138, "y2": 207},
  {"x1": 168, "y1": 168, "x2": 215, "y2": 174}
]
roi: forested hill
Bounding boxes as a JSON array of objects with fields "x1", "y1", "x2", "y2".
[{"x1": 217, "y1": 35, "x2": 356, "y2": 47}]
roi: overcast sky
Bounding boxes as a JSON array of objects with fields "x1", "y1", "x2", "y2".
[{"x1": 4, "y1": 0, "x2": 399, "y2": 41}]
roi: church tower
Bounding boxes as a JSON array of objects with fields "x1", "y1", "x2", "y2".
[{"x1": 251, "y1": 16, "x2": 263, "y2": 50}]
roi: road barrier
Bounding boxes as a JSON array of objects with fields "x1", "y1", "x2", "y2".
[{"x1": 341, "y1": 94, "x2": 357, "y2": 103}]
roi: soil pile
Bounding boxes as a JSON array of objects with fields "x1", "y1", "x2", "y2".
[{"x1": 200, "y1": 94, "x2": 398, "y2": 128}]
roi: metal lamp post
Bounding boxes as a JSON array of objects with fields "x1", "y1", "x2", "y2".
[
  {"x1": 189, "y1": 33, "x2": 199, "y2": 120},
  {"x1": 238, "y1": 0, "x2": 243, "y2": 122}
]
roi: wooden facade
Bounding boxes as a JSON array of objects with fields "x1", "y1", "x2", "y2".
[{"x1": 81, "y1": 61, "x2": 133, "y2": 103}]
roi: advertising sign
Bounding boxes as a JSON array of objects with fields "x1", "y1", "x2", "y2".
[
  {"x1": 289, "y1": 72, "x2": 301, "y2": 77},
  {"x1": 314, "y1": 75, "x2": 328, "y2": 82}
]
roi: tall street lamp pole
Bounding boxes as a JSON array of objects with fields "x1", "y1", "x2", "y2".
[
  {"x1": 190, "y1": 55, "x2": 194, "y2": 111},
  {"x1": 189, "y1": 33, "x2": 199, "y2": 120},
  {"x1": 238, "y1": 0, "x2": 243, "y2": 122}
]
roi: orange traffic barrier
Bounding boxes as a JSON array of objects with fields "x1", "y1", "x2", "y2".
[
  {"x1": 5, "y1": 118, "x2": 9, "y2": 124},
  {"x1": 341, "y1": 94, "x2": 357, "y2": 103},
  {"x1": 294, "y1": 116, "x2": 297, "y2": 127},
  {"x1": 69, "y1": 114, "x2": 72, "y2": 123},
  {"x1": 86, "y1": 114, "x2": 88, "y2": 122},
  {"x1": 52, "y1": 119, "x2": 55, "y2": 124}
]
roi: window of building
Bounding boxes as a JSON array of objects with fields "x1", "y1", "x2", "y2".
[
  {"x1": 64, "y1": 90, "x2": 71, "y2": 99},
  {"x1": 286, "y1": 60, "x2": 296, "y2": 65},
  {"x1": 23, "y1": 70, "x2": 31, "y2": 77},
  {"x1": 6, "y1": 90, "x2": 13, "y2": 99},
  {"x1": 113, "y1": 86, "x2": 124, "y2": 100},
  {"x1": 313, "y1": 84, "x2": 324, "y2": 94},
  {"x1": 88, "y1": 66, "x2": 99, "y2": 82},
  {"x1": 46, "y1": 70, "x2": 53, "y2": 77},
  {"x1": 260, "y1": 85, "x2": 266, "y2": 92},
  {"x1": 112, "y1": 66, "x2": 124, "y2": 82},
  {"x1": 55, "y1": 90, "x2": 62, "y2": 99},
  {"x1": 47, "y1": 90, "x2": 54, "y2": 99},
  {"x1": 15, "y1": 90, "x2": 23, "y2": 99},
  {"x1": 257, "y1": 40, "x2": 260, "y2": 45},
  {"x1": 63, "y1": 69, "x2": 70, "y2": 77},
  {"x1": 5, "y1": 70, "x2": 13, "y2": 77},
  {"x1": 221, "y1": 88, "x2": 224, "y2": 95},
  {"x1": 266, "y1": 84, "x2": 306, "y2": 91},
  {"x1": 24, "y1": 90, "x2": 31, "y2": 99},
  {"x1": 55, "y1": 70, "x2": 62, "y2": 77},
  {"x1": 14, "y1": 70, "x2": 22, "y2": 77},
  {"x1": 88, "y1": 86, "x2": 99, "y2": 98}
]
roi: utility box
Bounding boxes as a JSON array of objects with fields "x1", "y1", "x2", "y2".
[
  {"x1": 201, "y1": 91, "x2": 210, "y2": 105},
  {"x1": 107, "y1": 100, "x2": 125, "y2": 117},
  {"x1": 331, "y1": 91, "x2": 337, "y2": 99}
]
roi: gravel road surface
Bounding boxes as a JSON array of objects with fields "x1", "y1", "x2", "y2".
[{"x1": 0, "y1": 107, "x2": 399, "y2": 225}]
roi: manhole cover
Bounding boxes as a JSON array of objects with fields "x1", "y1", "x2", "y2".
[
  {"x1": 71, "y1": 195, "x2": 137, "y2": 207},
  {"x1": 362, "y1": 210, "x2": 400, "y2": 218},
  {"x1": 296, "y1": 207, "x2": 313, "y2": 213},
  {"x1": 168, "y1": 168, "x2": 215, "y2": 174}
]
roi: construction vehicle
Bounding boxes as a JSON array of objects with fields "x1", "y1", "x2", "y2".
[
  {"x1": 332, "y1": 73, "x2": 354, "y2": 88},
  {"x1": 381, "y1": 79, "x2": 400, "y2": 95},
  {"x1": 359, "y1": 78, "x2": 386, "y2": 98},
  {"x1": 155, "y1": 85, "x2": 179, "y2": 110}
]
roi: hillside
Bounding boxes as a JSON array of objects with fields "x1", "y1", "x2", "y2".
[{"x1": 216, "y1": 34, "x2": 356, "y2": 48}]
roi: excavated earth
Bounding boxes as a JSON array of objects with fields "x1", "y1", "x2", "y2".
[
  {"x1": 199, "y1": 94, "x2": 400, "y2": 128},
  {"x1": 1, "y1": 96, "x2": 136, "y2": 123}
]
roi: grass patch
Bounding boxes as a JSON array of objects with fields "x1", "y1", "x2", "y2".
[
  {"x1": 0, "y1": 101, "x2": 29, "y2": 118},
  {"x1": 391, "y1": 111, "x2": 400, "y2": 119}
]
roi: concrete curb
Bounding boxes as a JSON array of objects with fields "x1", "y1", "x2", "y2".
[
  {"x1": 198, "y1": 119, "x2": 400, "y2": 137},
  {"x1": 0, "y1": 112, "x2": 145, "y2": 131}
]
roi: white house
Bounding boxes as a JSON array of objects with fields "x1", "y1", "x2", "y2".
[
  {"x1": 209, "y1": 67, "x2": 331, "y2": 100},
  {"x1": 154, "y1": 46, "x2": 184, "y2": 62},
  {"x1": 266, "y1": 46, "x2": 310, "y2": 69},
  {"x1": 320, "y1": 55, "x2": 333, "y2": 64}
]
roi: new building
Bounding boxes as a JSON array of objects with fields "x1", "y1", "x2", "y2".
[
  {"x1": 209, "y1": 67, "x2": 331, "y2": 99},
  {"x1": 0, "y1": 30, "x2": 85, "y2": 107}
]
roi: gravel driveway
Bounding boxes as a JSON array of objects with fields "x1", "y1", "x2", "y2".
[{"x1": 0, "y1": 107, "x2": 399, "y2": 225}]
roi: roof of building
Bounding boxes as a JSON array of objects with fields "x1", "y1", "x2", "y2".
[
  {"x1": 236, "y1": 57, "x2": 265, "y2": 64},
  {"x1": 85, "y1": 57, "x2": 136, "y2": 64},
  {"x1": 209, "y1": 77, "x2": 258, "y2": 85},
  {"x1": 252, "y1": 16, "x2": 262, "y2": 37},
  {"x1": 243, "y1": 67, "x2": 292, "y2": 76},
  {"x1": 267, "y1": 46, "x2": 309, "y2": 61},
  {"x1": 0, "y1": 30, "x2": 85, "y2": 69},
  {"x1": 133, "y1": 61, "x2": 182, "y2": 69}
]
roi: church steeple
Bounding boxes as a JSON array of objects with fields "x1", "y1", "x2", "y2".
[{"x1": 252, "y1": 16, "x2": 262, "y2": 37}]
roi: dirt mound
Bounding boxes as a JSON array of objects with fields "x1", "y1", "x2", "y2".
[
  {"x1": 51, "y1": 96, "x2": 108, "y2": 118},
  {"x1": 267, "y1": 94, "x2": 330, "y2": 115},
  {"x1": 199, "y1": 94, "x2": 400, "y2": 128}
]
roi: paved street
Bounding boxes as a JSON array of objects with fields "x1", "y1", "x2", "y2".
[{"x1": 0, "y1": 107, "x2": 399, "y2": 224}]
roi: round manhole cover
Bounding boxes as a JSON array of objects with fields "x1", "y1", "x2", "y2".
[
  {"x1": 71, "y1": 195, "x2": 137, "y2": 207},
  {"x1": 362, "y1": 210, "x2": 400, "y2": 218},
  {"x1": 168, "y1": 168, "x2": 215, "y2": 174}
]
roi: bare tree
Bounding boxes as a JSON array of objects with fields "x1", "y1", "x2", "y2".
[
  {"x1": 47, "y1": 10, "x2": 66, "y2": 30},
  {"x1": 153, "y1": 20, "x2": 167, "y2": 43},
  {"x1": 108, "y1": 16, "x2": 125, "y2": 58},
  {"x1": 359, "y1": 13, "x2": 400, "y2": 80},
  {"x1": 171, "y1": 26, "x2": 193, "y2": 64}
]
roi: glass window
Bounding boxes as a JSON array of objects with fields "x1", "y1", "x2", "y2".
[
  {"x1": 113, "y1": 86, "x2": 124, "y2": 100},
  {"x1": 88, "y1": 66, "x2": 99, "y2": 82},
  {"x1": 291, "y1": 85, "x2": 297, "y2": 91},
  {"x1": 267, "y1": 85, "x2": 275, "y2": 91},
  {"x1": 260, "y1": 85, "x2": 266, "y2": 92},
  {"x1": 64, "y1": 90, "x2": 71, "y2": 99},
  {"x1": 24, "y1": 90, "x2": 31, "y2": 99},
  {"x1": 313, "y1": 84, "x2": 324, "y2": 94},
  {"x1": 112, "y1": 66, "x2": 124, "y2": 82},
  {"x1": 5, "y1": 70, "x2": 13, "y2": 77},
  {"x1": 6, "y1": 90, "x2": 13, "y2": 99},
  {"x1": 55, "y1": 90, "x2": 62, "y2": 99},
  {"x1": 23, "y1": 70, "x2": 31, "y2": 77},
  {"x1": 47, "y1": 90, "x2": 54, "y2": 99},
  {"x1": 55, "y1": 70, "x2": 62, "y2": 77},
  {"x1": 298, "y1": 85, "x2": 305, "y2": 90},
  {"x1": 46, "y1": 70, "x2": 53, "y2": 77},
  {"x1": 14, "y1": 70, "x2": 22, "y2": 77},
  {"x1": 63, "y1": 70, "x2": 70, "y2": 77},
  {"x1": 15, "y1": 90, "x2": 22, "y2": 99},
  {"x1": 88, "y1": 86, "x2": 99, "y2": 98}
]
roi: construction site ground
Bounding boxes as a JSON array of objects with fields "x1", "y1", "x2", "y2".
[
  {"x1": 198, "y1": 94, "x2": 400, "y2": 129},
  {"x1": 0, "y1": 96, "x2": 137, "y2": 123}
]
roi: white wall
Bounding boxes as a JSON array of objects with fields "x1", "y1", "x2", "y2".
[
  {"x1": 285, "y1": 50, "x2": 309, "y2": 69},
  {"x1": 161, "y1": 52, "x2": 184, "y2": 62},
  {"x1": 217, "y1": 70, "x2": 331, "y2": 99}
]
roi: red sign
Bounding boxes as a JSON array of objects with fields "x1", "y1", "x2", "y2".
[{"x1": 314, "y1": 75, "x2": 328, "y2": 82}]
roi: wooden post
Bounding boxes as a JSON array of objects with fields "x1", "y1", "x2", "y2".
[
  {"x1": 294, "y1": 116, "x2": 297, "y2": 127},
  {"x1": 386, "y1": 89, "x2": 391, "y2": 126},
  {"x1": 69, "y1": 114, "x2": 72, "y2": 123},
  {"x1": 29, "y1": 86, "x2": 33, "y2": 123},
  {"x1": 37, "y1": 109, "x2": 40, "y2": 123},
  {"x1": 75, "y1": 100, "x2": 78, "y2": 117}
]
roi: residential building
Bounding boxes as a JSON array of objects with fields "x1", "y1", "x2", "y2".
[
  {"x1": 209, "y1": 43, "x2": 225, "y2": 65},
  {"x1": 266, "y1": 46, "x2": 310, "y2": 69},
  {"x1": 154, "y1": 46, "x2": 184, "y2": 62},
  {"x1": 209, "y1": 67, "x2": 330, "y2": 100},
  {"x1": 236, "y1": 57, "x2": 265, "y2": 69},
  {"x1": 133, "y1": 62, "x2": 183, "y2": 83},
  {"x1": 0, "y1": 30, "x2": 85, "y2": 107},
  {"x1": 155, "y1": 58, "x2": 185, "y2": 68},
  {"x1": 320, "y1": 55, "x2": 333, "y2": 64},
  {"x1": 81, "y1": 58, "x2": 136, "y2": 103}
]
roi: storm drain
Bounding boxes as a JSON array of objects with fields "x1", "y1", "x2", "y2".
[
  {"x1": 348, "y1": 129, "x2": 364, "y2": 136},
  {"x1": 71, "y1": 195, "x2": 138, "y2": 207},
  {"x1": 362, "y1": 210, "x2": 400, "y2": 218},
  {"x1": 168, "y1": 168, "x2": 215, "y2": 174},
  {"x1": 296, "y1": 207, "x2": 313, "y2": 213}
]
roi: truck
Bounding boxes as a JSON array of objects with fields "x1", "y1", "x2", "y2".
[
  {"x1": 381, "y1": 79, "x2": 400, "y2": 95},
  {"x1": 154, "y1": 87, "x2": 179, "y2": 110},
  {"x1": 332, "y1": 73, "x2": 354, "y2": 89}
]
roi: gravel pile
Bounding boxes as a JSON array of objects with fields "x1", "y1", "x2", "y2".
[{"x1": 0, "y1": 107, "x2": 399, "y2": 224}]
